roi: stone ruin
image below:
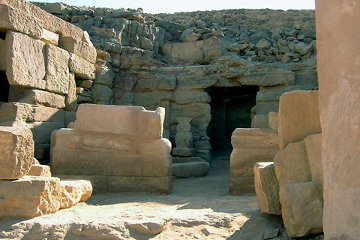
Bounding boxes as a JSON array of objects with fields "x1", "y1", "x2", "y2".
[{"x1": 0, "y1": 0, "x2": 359, "y2": 239}]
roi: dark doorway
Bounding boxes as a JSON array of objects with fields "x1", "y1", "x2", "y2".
[
  {"x1": 0, "y1": 71, "x2": 10, "y2": 102},
  {"x1": 206, "y1": 86, "x2": 258, "y2": 152}
]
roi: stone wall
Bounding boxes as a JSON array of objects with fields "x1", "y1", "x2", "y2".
[
  {"x1": 316, "y1": 0, "x2": 360, "y2": 239},
  {"x1": 34, "y1": 2, "x2": 318, "y2": 160}
]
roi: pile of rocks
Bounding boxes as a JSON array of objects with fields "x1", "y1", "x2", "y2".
[
  {"x1": 253, "y1": 90, "x2": 323, "y2": 238},
  {"x1": 0, "y1": 126, "x2": 92, "y2": 219}
]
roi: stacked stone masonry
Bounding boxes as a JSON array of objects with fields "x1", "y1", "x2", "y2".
[{"x1": 51, "y1": 104, "x2": 172, "y2": 193}]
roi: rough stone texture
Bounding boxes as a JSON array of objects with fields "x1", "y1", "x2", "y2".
[
  {"x1": 278, "y1": 90, "x2": 321, "y2": 150},
  {"x1": 69, "y1": 53, "x2": 96, "y2": 80},
  {"x1": 60, "y1": 180, "x2": 92, "y2": 209},
  {"x1": 254, "y1": 162, "x2": 281, "y2": 215},
  {"x1": 51, "y1": 105, "x2": 172, "y2": 193},
  {"x1": 45, "y1": 44, "x2": 70, "y2": 94},
  {"x1": 230, "y1": 128, "x2": 279, "y2": 194},
  {"x1": 5, "y1": 31, "x2": 46, "y2": 89},
  {"x1": 107, "y1": 176, "x2": 171, "y2": 193},
  {"x1": 40, "y1": 29, "x2": 59, "y2": 46},
  {"x1": 9, "y1": 88, "x2": 66, "y2": 109},
  {"x1": 60, "y1": 36, "x2": 96, "y2": 63},
  {"x1": 316, "y1": 1, "x2": 360, "y2": 239},
  {"x1": 54, "y1": 174, "x2": 107, "y2": 194},
  {"x1": 0, "y1": 176, "x2": 61, "y2": 219},
  {"x1": 251, "y1": 114, "x2": 269, "y2": 128},
  {"x1": 0, "y1": 126, "x2": 34, "y2": 180},
  {"x1": 268, "y1": 112, "x2": 278, "y2": 130},
  {"x1": 65, "y1": 73, "x2": 77, "y2": 111},
  {"x1": 172, "y1": 162, "x2": 210, "y2": 178},
  {"x1": 26, "y1": 164, "x2": 51, "y2": 177}
]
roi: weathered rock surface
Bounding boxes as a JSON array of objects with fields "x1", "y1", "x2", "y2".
[
  {"x1": 172, "y1": 162, "x2": 210, "y2": 178},
  {"x1": 254, "y1": 162, "x2": 281, "y2": 215},
  {"x1": 60, "y1": 180, "x2": 92, "y2": 209},
  {"x1": 0, "y1": 126, "x2": 34, "y2": 179},
  {"x1": 0, "y1": 176, "x2": 61, "y2": 219},
  {"x1": 26, "y1": 164, "x2": 51, "y2": 177}
]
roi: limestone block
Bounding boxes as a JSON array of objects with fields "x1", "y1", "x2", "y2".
[
  {"x1": 0, "y1": 38, "x2": 5, "y2": 71},
  {"x1": 5, "y1": 31, "x2": 46, "y2": 89},
  {"x1": 0, "y1": 102, "x2": 33, "y2": 124},
  {"x1": 108, "y1": 176, "x2": 172, "y2": 193},
  {"x1": 256, "y1": 101, "x2": 279, "y2": 115},
  {"x1": 172, "y1": 162, "x2": 209, "y2": 177},
  {"x1": 203, "y1": 37, "x2": 230, "y2": 63},
  {"x1": 256, "y1": 85, "x2": 303, "y2": 102},
  {"x1": 254, "y1": 162, "x2": 281, "y2": 215},
  {"x1": 268, "y1": 112, "x2": 278, "y2": 130},
  {"x1": 278, "y1": 90, "x2": 321, "y2": 150},
  {"x1": 161, "y1": 41, "x2": 204, "y2": 64},
  {"x1": 172, "y1": 156, "x2": 206, "y2": 163},
  {"x1": 65, "y1": 73, "x2": 77, "y2": 111},
  {"x1": 133, "y1": 92, "x2": 172, "y2": 110},
  {"x1": 40, "y1": 29, "x2": 59, "y2": 46},
  {"x1": 172, "y1": 147, "x2": 194, "y2": 157},
  {"x1": 9, "y1": 87, "x2": 66, "y2": 109},
  {"x1": 26, "y1": 164, "x2": 51, "y2": 177},
  {"x1": 231, "y1": 128, "x2": 279, "y2": 149},
  {"x1": 54, "y1": 174, "x2": 107, "y2": 194},
  {"x1": 176, "y1": 76, "x2": 217, "y2": 90},
  {"x1": 45, "y1": 44, "x2": 70, "y2": 94},
  {"x1": 174, "y1": 91, "x2": 211, "y2": 104},
  {"x1": 30, "y1": 106, "x2": 65, "y2": 122},
  {"x1": 1, "y1": 0, "x2": 84, "y2": 40},
  {"x1": 175, "y1": 132, "x2": 193, "y2": 148},
  {"x1": 69, "y1": 53, "x2": 96, "y2": 80},
  {"x1": 92, "y1": 84, "x2": 113, "y2": 103},
  {"x1": 27, "y1": 122, "x2": 65, "y2": 144},
  {"x1": 0, "y1": 126, "x2": 34, "y2": 180},
  {"x1": 251, "y1": 114, "x2": 269, "y2": 128},
  {"x1": 39, "y1": 2, "x2": 69, "y2": 15},
  {"x1": 60, "y1": 180, "x2": 92, "y2": 209},
  {"x1": 74, "y1": 104, "x2": 165, "y2": 141},
  {"x1": 60, "y1": 36, "x2": 96, "y2": 64},
  {"x1": 0, "y1": 176, "x2": 61, "y2": 219},
  {"x1": 274, "y1": 141, "x2": 312, "y2": 186},
  {"x1": 280, "y1": 182, "x2": 323, "y2": 238},
  {"x1": 94, "y1": 64, "x2": 114, "y2": 87},
  {"x1": 240, "y1": 70, "x2": 295, "y2": 87},
  {"x1": 170, "y1": 103, "x2": 211, "y2": 126},
  {"x1": 135, "y1": 76, "x2": 176, "y2": 91}
]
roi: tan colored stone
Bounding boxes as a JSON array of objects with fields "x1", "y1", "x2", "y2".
[
  {"x1": 251, "y1": 114, "x2": 269, "y2": 128},
  {"x1": 254, "y1": 162, "x2": 281, "y2": 215},
  {"x1": 174, "y1": 91, "x2": 210, "y2": 104},
  {"x1": 65, "y1": 73, "x2": 77, "y2": 111},
  {"x1": 0, "y1": 0, "x2": 84, "y2": 41},
  {"x1": 107, "y1": 176, "x2": 172, "y2": 194},
  {"x1": 69, "y1": 53, "x2": 96, "y2": 80},
  {"x1": 240, "y1": 70, "x2": 295, "y2": 87},
  {"x1": 27, "y1": 121, "x2": 65, "y2": 144},
  {"x1": 135, "y1": 76, "x2": 176, "y2": 91},
  {"x1": 0, "y1": 126, "x2": 34, "y2": 180},
  {"x1": 45, "y1": 44, "x2": 70, "y2": 94},
  {"x1": 268, "y1": 112, "x2": 278, "y2": 130},
  {"x1": 161, "y1": 41, "x2": 204, "y2": 64},
  {"x1": 280, "y1": 182, "x2": 323, "y2": 238},
  {"x1": 172, "y1": 156, "x2": 206, "y2": 163},
  {"x1": 9, "y1": 87, "x2": 66, "y2": 109},
  {"x1": 0, "y1": 38, "x2": 5, "y2": 71},
  {"x1": 231, "y1": 128, "x2": 279, "y2": 149},
  {"x1": 60, "y1": 36, "x2": 96, "y2": 64},
  {"x1": 40, "y1": 28, "x2": 59, "y2": 46},
  {"x1": 26, "y1": 164, "x2": 51, "y2": 177},
  {"x1": 92, "y1": 84, "x2": 112, "y2": 103},
  {"x1": 0, "y1": 176, "x2": 61, "y2": 219},
  {"x1": 60, "y1": 180, "x2": 92, "y2": 209},
  {"x1": 278, "y1": 90, "x2": 321, "y2": 150},
  {"x1": 74, "y1": 104, "x2": 165, "y2": 141},
  {"x1": 172, "y1": 162, "x2": 209, "y2": 177},
  {"x1": 54, "y1": 174, "x2": 107, "y2": 194},
  {"x1": 5, "y1": 31, "x2": 46, "y2": 89},
  {"x1": 255, "y1": 101, "x2": 279, "y2": 115}
]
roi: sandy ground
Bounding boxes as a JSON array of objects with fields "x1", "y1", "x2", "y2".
[{"x1": 0, "y1": 152, "x2": 289, "y2": 240}]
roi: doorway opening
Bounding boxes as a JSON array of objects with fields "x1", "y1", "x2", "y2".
[
  {"x1": 0, "y1": 71, "x2": 10, "y2": 103},
  {"x1": 206, "y1": 86, "x2": 258, "y2": 156}
]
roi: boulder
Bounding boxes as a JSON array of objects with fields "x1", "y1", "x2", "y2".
[
  {"x1": 60, "y1": 180, "x2": 93, "y2": 209},
  {"x1": 278, "y1": 90, "x2": 321, "y2": 150},
  {"x1": 172, "y1": 162, "x2": 209, "y2": 178},
  {"x1": 0, "y1": 126, "x2": 34, "y2": 180},
  {"x1": 0, "y1": 176, "x2": 61, "y2": 219},
  {"x1": 254, "y1": 162, "x2": 281, "y2": 215},
  {"x1": 26, "y1": 164, "x2": 51, "y2": 177}
]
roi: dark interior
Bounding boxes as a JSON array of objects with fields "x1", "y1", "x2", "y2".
[
  {"x1": 206, "y1": 86, "x2": 258, "y2": 152},
  {"x1": 0, "y1": 71, "x2": 10, "y2": 102}
]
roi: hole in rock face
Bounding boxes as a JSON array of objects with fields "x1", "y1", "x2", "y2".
[
  {"x1": 0, "y1": 71, "x2": 10, "y2": 102},
  {"x1": 206, "y1": 86, "x2": 259, "y2": 153},
  {"x1": 0, "y1": 31, "x2": 6, "y2": 40}
]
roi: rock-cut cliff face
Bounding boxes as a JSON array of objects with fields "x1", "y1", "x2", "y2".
[{"x1": 33, "y1": 2, "x2": 317, "y2": 160}]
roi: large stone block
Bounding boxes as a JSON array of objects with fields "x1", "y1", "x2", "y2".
[
  {"x1": 60, "y1": 36, "x2": 96, "y2": 64},
  {"x1": 278, "y1": 90, "x2": 321, "y2": 150},
  {"x1": 174, "y1": 91, "x2": 211, "y2": 104},
  {"x1": 9, "y1": 87, "x2": 66, "y2": 109},
  {"x1": 45, "y1": 44, "x2": 70, "y2": 94},
  {"x1": 251, "y1": 114, "x2": 269, "y2": 128},
  {"x1": 91, "y1": 84, "x2": 113, "y2": 103},
  {"x1": 5, "y1": 31, "x2": 46, "y2": 89},
  {"x1": 240, "y1": 70, "x2": 295, "y2": 87},
  {"x1": 59, "y1": 180, "x2": 92, "y2": 209},
  {"x1": 54, "y1": 174, "x2": 107, "y2": 194},
  {"x1": 27, "y1": 121, "x2": 65, "y2": 144},
  {"x1": 231, "y1": 128, "x2": 279, "y2": 149},
  {"x1": 65, "y1": 73, "x2": 77, "y2": 111},
  {"x1": 0, "y1": 126, "x2": 34, "y2": 179},
  {"x1": 69, "y1": 53, "x2": 96, "y2": 80},
  {"x1": 280, "y1": 182, "x2": 323, "y2": 238},
  {"x1": 0, "y1": 176, "x2": 61, "y2": 219},
  {"x1": 107, "y1": 176, "x2": 172, "y2": 194},
  {"x1": 254, "y1": 162, "x2": 281, "y2": 215},
  {"x1": 161, "y1": 41, "x2": 204, "y2": 64},
  {"x1": 40, "y1": 28, "x2": 59, "y2": 46},
  {"x1": 74, "y1": 104, "x2": 165, "y2": 141}
]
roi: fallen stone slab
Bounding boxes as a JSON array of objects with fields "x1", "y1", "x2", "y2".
[
  {"x1": 26, "y1": 164, "x2": 51, "y2": 177},
  {"x1": 254, "y1": 162, "x2": 281, "y2": 215},
  {"x1": 0, "y1": 126, "x2": 34, "y2": 179},
  {"x1": 0, "y1": 176, "x2": 61, "y2": 219},
  {"x1": 60, "y1": 180, "x2": 92, "y2": 209},
  {"x1": 172, "y1": 162, "x2": 210, "y2": 178}
]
